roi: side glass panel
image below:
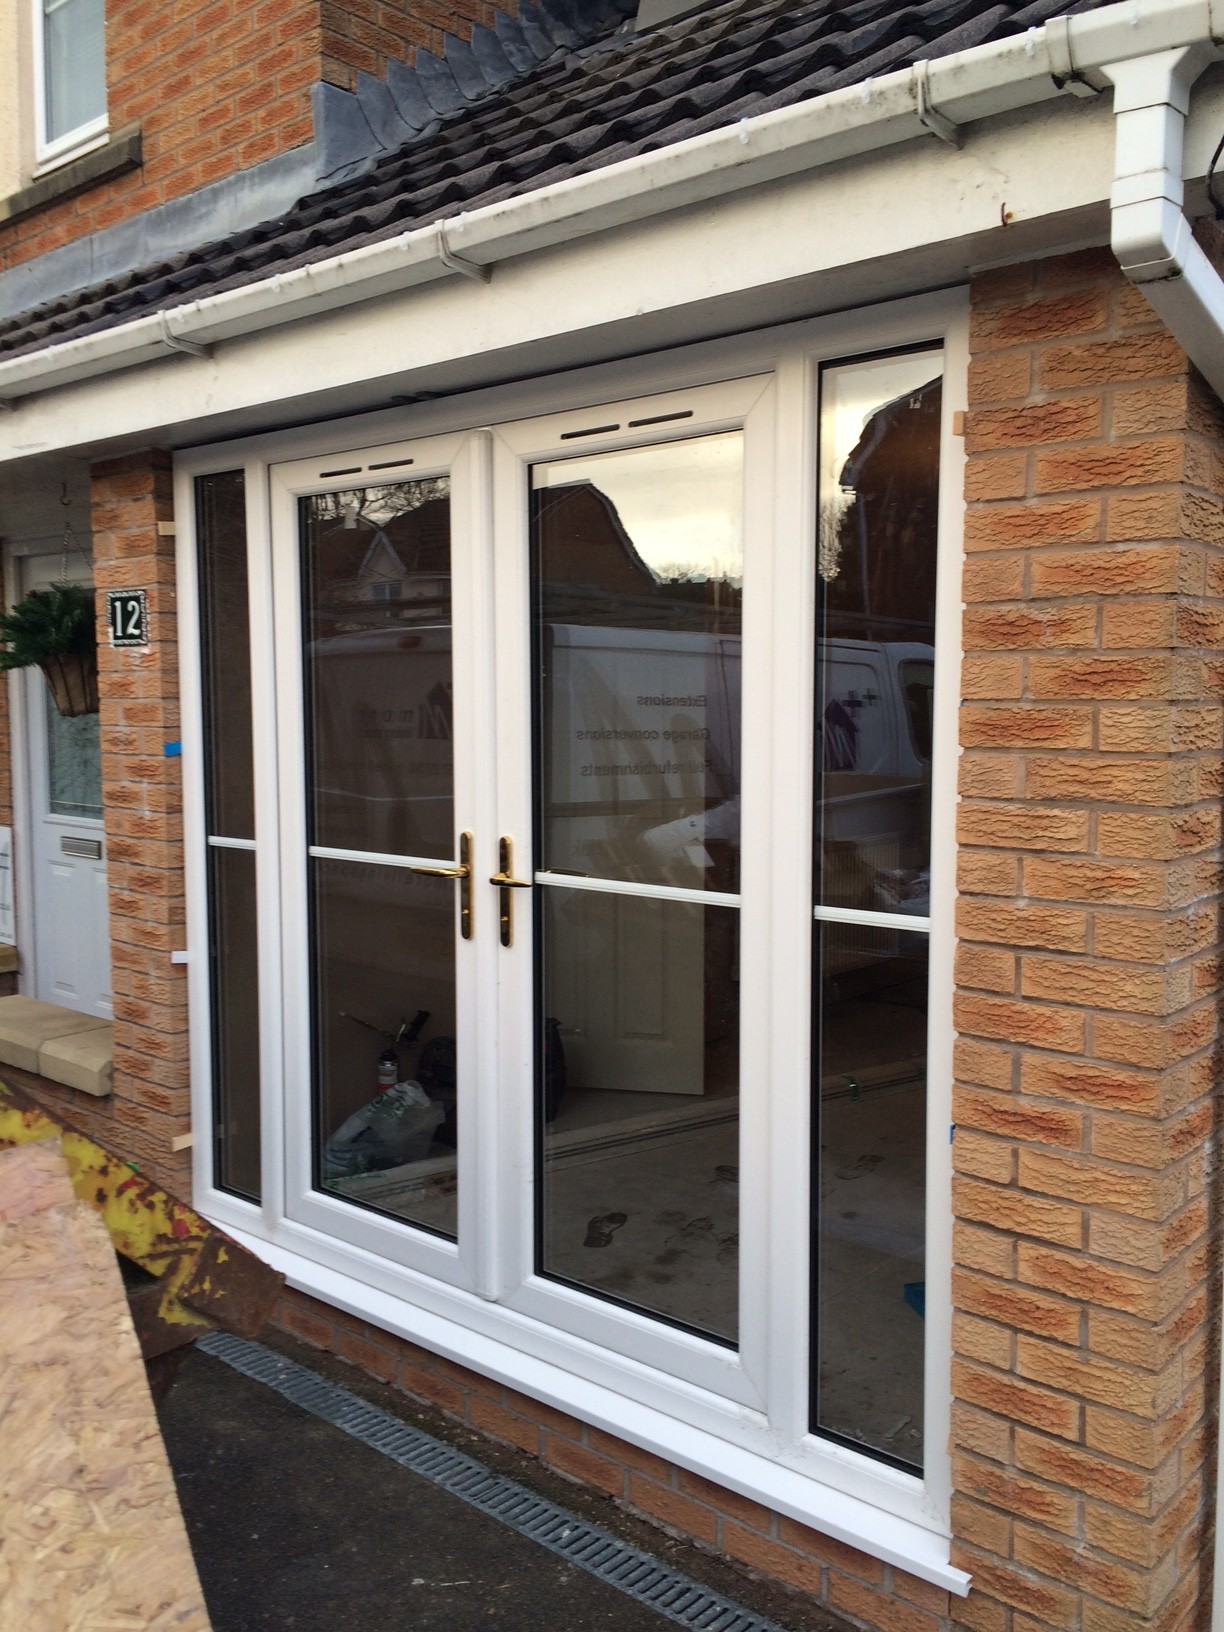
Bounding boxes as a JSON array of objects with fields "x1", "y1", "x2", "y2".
[
  {"x1": 300, "y1": 479, "x2": 459, "y2": 1239},
  {"x1": 811, "y1": 351, "x2": 942, "y2": 1469},
  {"x1": 532, "y1": 434, "x2": 743, "y2": 1345},
  {"x1": 196, "y1": 470, "x2": 261, "y2": 1201}
]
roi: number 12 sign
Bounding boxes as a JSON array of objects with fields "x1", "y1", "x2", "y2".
[{"x1": 107, "y1": 590, "x2": 148, "y2": 648}]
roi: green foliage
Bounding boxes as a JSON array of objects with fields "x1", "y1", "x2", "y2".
[{"x1": 0, "y1": 584, "x2": 97, "y2": 673}]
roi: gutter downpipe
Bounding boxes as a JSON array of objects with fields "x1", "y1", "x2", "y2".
[
  {"x1": 1105, "y1": 46, "x2": 1224, "y2": 402},
  {"x1": 1101, "y1": 45, "x2": 1224, "y2": 1632}
]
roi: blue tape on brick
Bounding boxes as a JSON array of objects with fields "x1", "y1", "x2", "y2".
[{"x1": 164, "y1": 741, "x2": 182, "y2": 758}]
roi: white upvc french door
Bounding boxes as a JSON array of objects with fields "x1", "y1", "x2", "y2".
[
  {"x1": 182, "y1": 293, "x2": 968, "y2": 1581},
  {"x1": 267, "y1": 379, "x2": 776, "y2": 1397}
]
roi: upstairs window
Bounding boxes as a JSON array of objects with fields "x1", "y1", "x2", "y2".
[{"x1": 36, "y1": 0, "x2": 107, "y2": 163}]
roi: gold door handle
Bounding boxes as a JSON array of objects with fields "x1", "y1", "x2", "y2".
[
  {"x1": 489, "y1": 837, "x2": 531, "y2": 946},
  {"x1": 410, "y1": 832, "x2": 473, "y2": 940}
]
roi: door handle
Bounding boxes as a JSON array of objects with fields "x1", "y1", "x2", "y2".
[
  {"x1": 410, "y1": 832, "x2": 473, "y2": 940},
  {"x1": 489, "y1": 837, "x2": 531, "y2": 947}
]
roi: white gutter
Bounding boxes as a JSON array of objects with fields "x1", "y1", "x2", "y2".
[
  {"x1": 1105, "y1": 44, "x2": 1224, "y2": 401},
  {"x1": 0, "y1": 0, "x2": 1223, "y2": 405}
]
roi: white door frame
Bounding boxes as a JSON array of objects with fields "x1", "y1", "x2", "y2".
[{"x1": 175, "y1": 290, "x2": 967, "y2": 1585}]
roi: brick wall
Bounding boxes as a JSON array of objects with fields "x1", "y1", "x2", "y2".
[
  {"x1": 0, "y1": 0, "x2": 521, "y2": 274},
  {"x1": 951, "y1": 247, "x2": 1223, "y2": 1632},
  {"x1": 322, "y1": 0, "x2": 518, "y2": 94}
]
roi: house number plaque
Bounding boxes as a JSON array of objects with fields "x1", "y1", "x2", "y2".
[{"x1": 107, "y1": 590, "x2": 149, "y2": 647}]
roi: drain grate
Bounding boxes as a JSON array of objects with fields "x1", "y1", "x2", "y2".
[{"x1": 198, "y1": 1331, "x2": 793, "y2": 1632}]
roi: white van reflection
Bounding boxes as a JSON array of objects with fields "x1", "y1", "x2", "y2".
[{"x1": 818, "y1": 638, "x2": 933, "y2": 920}]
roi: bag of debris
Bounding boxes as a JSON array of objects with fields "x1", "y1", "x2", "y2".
[{"x1": 323, "y1": 1080, "x2": 444, "y2": 1178}]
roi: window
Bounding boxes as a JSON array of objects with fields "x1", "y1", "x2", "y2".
[
  {"x1": 812, "y1": 350, "x2": 943, "y2": 1472},
  {"x1": 35, "y1": 0, "x2": 107, "y2": 164},
  {"x1": 181, "y1": 299, "x2": 964, "y2": 1583},
  {"x1": 196, "y1": 471, "x2": 261, "y2": 1202}
]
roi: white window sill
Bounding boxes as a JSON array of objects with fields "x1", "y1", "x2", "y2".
[
  {"x1": 34, "y1": 121, "x2": 110, "y2": 178},
  {"x1": 219, "y1": 1215, "x2": 971, "y2": 1596}
]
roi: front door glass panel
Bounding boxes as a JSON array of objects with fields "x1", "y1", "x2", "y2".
[
  {"x1": 46, "y1": 693, "x2": 102, "y2": 819},
  {"x1": 300, "y1": 479, "x2": 459, "y2": 1238},
  {"x1": 812, "y1": 350, "x2": 942, "y2": 1469},
  {"x1": 531, "y1": 433, "x2": 743, "y2": 1344}
]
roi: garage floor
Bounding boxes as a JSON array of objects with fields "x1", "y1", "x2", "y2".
[{"x1": 156, "y1": 1338, "x2": 848, "y2": 1632}]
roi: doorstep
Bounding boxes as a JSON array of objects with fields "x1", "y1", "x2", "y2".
[{"x1": 0, "y1": 996, "x2": 113, "y2": 1097}]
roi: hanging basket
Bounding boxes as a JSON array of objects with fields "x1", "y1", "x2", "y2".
[
  {"x1": 39, "y1": 650, "x2": 100, "y2": 718},
  {"x1": 0, "y1": 583, "x2": 100, "y2": 718}
]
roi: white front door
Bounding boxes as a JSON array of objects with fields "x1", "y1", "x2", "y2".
[{"x1": 21, "y1": 558, "x2": 111, "y2": 1018}]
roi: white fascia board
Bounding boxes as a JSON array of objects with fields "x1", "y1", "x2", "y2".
[{"x1": 221, "y1": 1218, "x2": 971, "y2": 1595}]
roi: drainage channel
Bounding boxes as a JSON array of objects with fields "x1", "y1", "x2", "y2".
[{"x1": 199, "y1": 1332, "x2": 793, "y2": 1632}]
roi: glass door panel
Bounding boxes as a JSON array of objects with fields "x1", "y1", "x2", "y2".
[
  {"x1": 300, "y1": 477, "x2": 461, "y2": 1238},
  {"x1": 812, "y1": 349, "x2": 942, "y2": 1470},
  {"x1": 531, "y1": 432, "x2": 744, "y2": 1345}
]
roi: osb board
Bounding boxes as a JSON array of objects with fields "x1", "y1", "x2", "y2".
[{"x1": 0, "y1": 1140, "x2": 211, "y2": 1632}]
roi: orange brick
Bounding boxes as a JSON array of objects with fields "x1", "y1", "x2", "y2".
[
  {"x1": 627, "y1": 1475, "x2": 718, "y2": 1547},
  {"x1": 953, "y1": 1454, "x2": 1079, "y2": 1534},
  {"x1": 954, "y1": 1175, "x2": 1083, "y2": 1248},
  {"x1": 954, "y1": 1085, "x2": 1082, "y2": 1150},
  {"x1": 954, "y1": 1267, "x2": 1081, "y2": 1344},
  {"x1": 721, "y1": 1522, "x2": 825, "y2": 1595}
]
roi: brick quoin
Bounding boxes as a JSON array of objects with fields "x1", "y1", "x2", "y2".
[
  {"x1": 953, "y1": 247, "x2": 1224, "y2": 1632},
  {"x1": 0, "y1": 0, "x2": 522, "y2": 274}
]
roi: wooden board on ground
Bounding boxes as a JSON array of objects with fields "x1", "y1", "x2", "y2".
[{"x1": 0, "y1": 1138, "x2": 212, "y2": 1632}]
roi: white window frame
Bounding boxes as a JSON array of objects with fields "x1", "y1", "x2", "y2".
[
  {"x1": 32, "y1": 0, "x2": 108, "y2": 171},
  {"x1": 176, "y1": 289, "x2": 967, "y2": 1592}
]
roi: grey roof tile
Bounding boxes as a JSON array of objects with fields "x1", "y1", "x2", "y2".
[{"x1": 0, "y1": 0, "x2": 1115, "y2": 362}]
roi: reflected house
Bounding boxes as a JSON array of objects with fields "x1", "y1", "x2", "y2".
[
  {"x1": 534, "y1": 478, "x2": 741, "y2": 634},
  {"x1": 309, "y1": 488, "x2": 453, "y2": 634},
  {"x1": 826, "y1": 375, "x2": 942, "y2": 645},
  {"x1": 819, "y1": 380, "x2": 937, "y2": 922}
]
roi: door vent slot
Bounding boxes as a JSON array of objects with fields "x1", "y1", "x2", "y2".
[
  {"x1": 319, "y1": 466, "x2": 362, "y2": 478},
  {"x1": 201, "y1": 1333, "x2": 793, "y2": 1632},
  {"x1": 368, "y1": 458, "x2": 416, "y2": 472},
  {"x1": 560, "y1": 423, "x2": 621, "y2": 441},
  {"x1": 628, "y1": 411, "x2": 694, "y2": 429},
  {"x1": 61, "y1": 837, "x2": 103, "y2": 860}
]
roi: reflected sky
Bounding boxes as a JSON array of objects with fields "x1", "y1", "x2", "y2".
[{"x1": 532, "y1": 433, "x2": 743, "y2": 584}]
